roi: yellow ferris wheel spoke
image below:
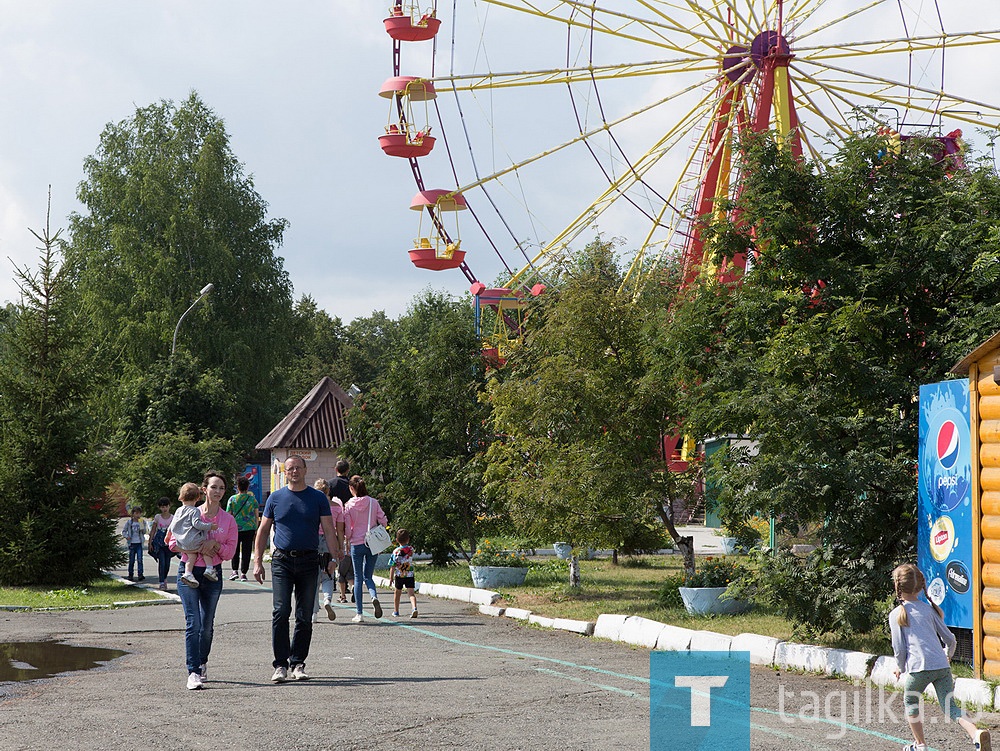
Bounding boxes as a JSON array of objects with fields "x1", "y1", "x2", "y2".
[
  {"x1": 439, "y1": 56, "x2": 724, "y2": 92},
  {"x1": 478, "y1": 0, "x2": 731, "y2": 54},
  {"x1": 789, "y1": 0, "x2": 896, "y2": 42},
  {"x1": 795, "y1": 59, "x2": 1000, "y2": 127},
  {"x1": 512, "y1": 94, "x2": 719, "y2": 284},
  {"x1": 451, "y1": 64, "x2": 727, "y2": 198},
  {"x1": 796, "y1": 30, "x2": 1000, "y2": 61},
  {"x1": 524, "y1": 74, "x2": 745, "y2": 286}
]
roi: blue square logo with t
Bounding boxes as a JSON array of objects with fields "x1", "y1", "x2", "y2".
[{"x1": 650, "y1": 651, "x2": 750, "y2": 750}]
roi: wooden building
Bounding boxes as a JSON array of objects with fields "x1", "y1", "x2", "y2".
[
  {"x1": 255, "y1": 376, "x2": 353, "y2": 493},
  {"x1": 952, "y1": 331, "x2": 1000, "y2": 679}
]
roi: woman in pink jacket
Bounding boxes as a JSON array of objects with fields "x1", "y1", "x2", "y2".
[
  {"x1": 166, "y1": 470, "x2": 238, "y2": 690},
  {"x1": 343, "y1": 476, "x2": 388, "y2": 623}
]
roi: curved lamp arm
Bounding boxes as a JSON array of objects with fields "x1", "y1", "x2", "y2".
[{"x1": 171, "y1": 283, "x2": 215, "y2": 355}]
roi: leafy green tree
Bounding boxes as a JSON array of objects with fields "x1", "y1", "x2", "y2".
[
  {"x1": 484, "y1": 238, "x2": 678, "y2": 577},
  {"x1": 115, "y1": 351, "x2": 241, "y2": 509},
  {"x1": 333, "y1": 310, "x2": 404, "y2": 392},
  {"x1": 120, "y1": 432, "x2": 241, "y2": 515},
  {"x1": 342, "y1": 290, "x2": 490, "y2": 564},
  {"x1": 0, "y1": 216, "x2": 121, "y2": 585},
  {"x1": 281, "y1": 295, "x2": 347, "y2": 403},
  {"x1": 666, "y1": 133, "x2": 1000, "y2": 634},
  {"x1": 65, "y1": 92, "x2": 295, "y2": 450}
]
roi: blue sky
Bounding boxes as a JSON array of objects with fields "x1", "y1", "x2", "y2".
[{"x1": 1, "y1": 2, "x2": 998, "y2": 323}]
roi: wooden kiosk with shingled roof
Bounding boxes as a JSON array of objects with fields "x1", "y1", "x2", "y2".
[{"x1": 255, "y1": 376, "x2": 354, "y2": 493}]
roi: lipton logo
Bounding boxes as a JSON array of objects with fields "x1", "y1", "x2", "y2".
[{"x1": 934, "y1": 529, "x2": 950, "y2": 546}]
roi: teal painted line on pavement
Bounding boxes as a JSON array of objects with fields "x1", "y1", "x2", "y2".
[
  {"x1": 380, "y1": 612, "x2": 922, "y2": 749},
  {"x1": 533, "y1": 666, "x2": 646, "y2": 700},
  {"x1": 536, "y1": 667, "x2": 841, "y2": 749},
  {"x1": 226, "y1": 595, "x2": 922, "y2": 749}
]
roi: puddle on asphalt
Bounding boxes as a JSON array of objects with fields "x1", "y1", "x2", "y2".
[{"x1": 0, "y1": 641, "x2": 127, "y2": 682}]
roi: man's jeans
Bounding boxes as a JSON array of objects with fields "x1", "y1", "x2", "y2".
[{"x1": 271, "y1": 549, "x2": 320, "y2": 669}]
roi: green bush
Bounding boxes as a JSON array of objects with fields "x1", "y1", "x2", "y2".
[
  {"x1": 683, "y1": 557, "x2": 748, "y2": 588},
  {"x1": 657, "y1": 572, "x2": 688, "y2": 608},
  {"x1": 727, "y1": 546, "x2": 894, "y2": 638}
]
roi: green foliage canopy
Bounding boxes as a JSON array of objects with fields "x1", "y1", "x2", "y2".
[
  {"x1": 665, "y1": 133, "x2": 1000, "y2": 633},
  {"x1": 485, "y1": 238, "x2": 676, "y2": 556},
  {"x1": 342, "y1": 290, "x2": 490, "y2": 564},
  {"x1": 65, "y1": 92, "x2": 296, "y2": 450}
]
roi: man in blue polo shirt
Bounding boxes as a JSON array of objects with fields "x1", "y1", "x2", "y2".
[{"x1": 253, "y1": 454, "x2": 340, "y2": 683}]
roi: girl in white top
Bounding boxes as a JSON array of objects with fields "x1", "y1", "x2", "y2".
[{"x1": 890, "y1": 563, "x2": 991, "y2": 751}]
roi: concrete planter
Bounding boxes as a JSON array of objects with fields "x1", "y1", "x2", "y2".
[
  {"x1": 470, "y1": 565, "x2": 528, "y2": 588},
  {"x1": 719, "y1": 537, "x2": 739, "y2": 554},
  {"x1": 679, "y1": 586, "x2": 752, "y2": 615},
  {"x1": 553, "y1": 542, "x2": 573, "y2": 559}
]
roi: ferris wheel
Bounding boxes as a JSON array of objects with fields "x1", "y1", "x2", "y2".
[{"x1": 379, "y1": 1, "x2": 1000, "y2": 348}]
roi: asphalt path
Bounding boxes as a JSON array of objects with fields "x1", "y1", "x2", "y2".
[{"x1": 1, "y1": 566, "x2": 997, "y2": 751}]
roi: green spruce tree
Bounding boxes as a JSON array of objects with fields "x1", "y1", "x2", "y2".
[{"x1": 0, "y1": 204, "x2": 121, "y2": 585}]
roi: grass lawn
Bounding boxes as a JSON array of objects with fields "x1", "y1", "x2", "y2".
[
  {"x1": 0, "y1": 577, "x2": 164, "y2": 609},
  {"x1": 413, "y1": 554, "x2": 895, "y2": 657}
]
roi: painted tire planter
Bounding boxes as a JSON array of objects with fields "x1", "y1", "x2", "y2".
[
  {"x1": 678, "y1": 586, "x2": 752, "y2": 615},
  {"x1": 553, "y1": 542, "x2": 573, "y2": 559},
  {"x1": 719, "y1": 537, "x2": 739, "y2": 555},
  {"x1": 470, "y1": 565, "x2": 528, "y2": 588}
]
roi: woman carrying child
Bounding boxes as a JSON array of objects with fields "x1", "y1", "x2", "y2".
[{"x1": 166, "y1": 471, "x2": 237, "y2": 690}]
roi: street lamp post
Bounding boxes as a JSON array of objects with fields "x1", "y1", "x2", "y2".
[{"x1": 171, "y1": 283, "x2": 215, "y2": 355}]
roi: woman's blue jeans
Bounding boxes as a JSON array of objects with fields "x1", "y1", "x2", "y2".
[
  {"x1": 176, "y1": 564, "x2": 223, "y2": 674},
  {"x1": 156, "y1": 548, "x2": 173, "y2": 584},
  {"x1": 351, "y1": 543, "x2": 378, "y2": 614}
]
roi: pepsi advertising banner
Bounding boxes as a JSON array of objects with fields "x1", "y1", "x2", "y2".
[{"x1": 918, "y1": 379, "x2": 973, "y2": 629}]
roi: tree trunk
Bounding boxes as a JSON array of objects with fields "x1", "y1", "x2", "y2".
[
  {"x1": 676, "y1": 535, "x2": 695, "y2": 577},
  {"x1": 658, "y1": 502, "x2": 695, "y2": 576},
  {"x1": 612, "y1": 548, "x2": 619, "y2": 565},
  {"x1": 569, "y1": 555, "x2": 580, "y2": 588}
]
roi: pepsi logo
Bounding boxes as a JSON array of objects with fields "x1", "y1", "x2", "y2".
[{"x1": 936, "y1": 420, "x2": 960, "y2": 470}]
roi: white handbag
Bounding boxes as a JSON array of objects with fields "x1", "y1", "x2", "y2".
[{"x1": 364, "y1": 499, "x2": 392, "y2": 554}]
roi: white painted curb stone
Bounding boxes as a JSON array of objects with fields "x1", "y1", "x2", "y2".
[
  {"x1": 730, "y1": 633, "x2": 782, "y2": 665},
  {"x1": 479, "y1": 604, "x2": 505, "y2": 617},
  {"x1": 619, "y1": 616, "x2": 669, "y2": 649},
  {"x1": 869, "y1": 656, "x2": 902, "y2": 688},
  {"x1": 503, "y1": 607, "x2": 532, "y2": 621},
  {"x1": 529, "y1": 614, "x2": 556, "y2": 629},
  {"x1": 469, "y1": 589, "x2": 500, "y2": 606},
  {"x1": 690, "y1": 630, "x2": 733, "y2": 652},
  {"x1": 826, "y1": 649, "x2": 875, "y2": 680},
  {"x1": 953, "y1": 678, "x2": 992, "y2": 708},
  {"x1": 594, "y1": 613, "x2": 630, "y2": 641},
  {"x1": 776, "y1": 642, "x2": 830, "y2": 673},
  {"x1": 553, "y1": 618, "x2": 594, "y2": 636},
  {"x1": 654, "y1": 625, "x2": 695, "y2": 652}
]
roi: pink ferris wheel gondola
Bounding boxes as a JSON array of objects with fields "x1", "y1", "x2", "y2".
[
  {"x1": 378, "y1": 76, "x2": 437, "y2": 158},
  {"x1": 408, "y1": 189, "x2": 468, "y2": 271},
  {"x1": 384, "y1": 4, "x2": 441, "y2": 43}
]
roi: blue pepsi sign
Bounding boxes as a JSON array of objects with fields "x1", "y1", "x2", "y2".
[{"x1": 918, "y1": 379, "x2": 973, "y2": 629}]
